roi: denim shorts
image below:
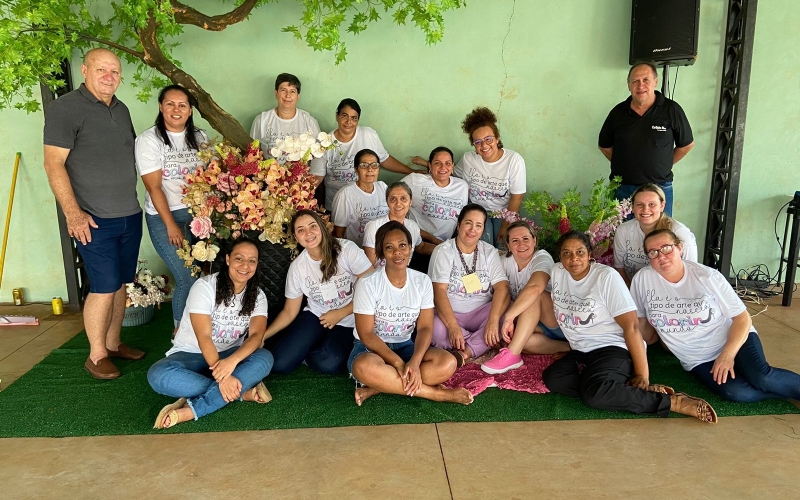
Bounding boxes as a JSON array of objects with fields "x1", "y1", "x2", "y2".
[
  {"x1": 75, "y1": 212, "x2": 143, "y2": 293},
  {"x1": 538, "y1": 322, "x2": 566, "y2": 341},
  {"x1": 347, "y1": 339, "x2": 416, "y2": 378}
]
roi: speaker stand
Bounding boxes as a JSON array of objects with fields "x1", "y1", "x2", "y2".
[{"x1": 661, "y1": 63, "x2": 670, "y2": 96}]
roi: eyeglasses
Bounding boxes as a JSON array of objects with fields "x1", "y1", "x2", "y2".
[
  {"x1": 646, "y1": 244, "x2": 675, "y2": 259},
  {"x1": 338, "y1": 113, "x2": 359, "y2": 122},
  {"x1": 472, "y1": 136, "x2": 495, "y2": 147},
  {"x1": 357, "y1": 162, "x2": 380, "y2": 170}
]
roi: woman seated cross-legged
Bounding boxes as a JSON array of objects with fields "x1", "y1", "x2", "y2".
[
  {"x1": 148, "y1": 237, "x2": 274, "y2": 429},
  {"x1": 542, "y1": 230, "x2": 718, "y2": 424},
  {"x1": 428, "y1": 203, "x2": 510, "y2": 365},
  {"x1": 632, "y1": 229, "x2": 800, "y2": 403},
  {"x1": 480, "y1": 220, "x2": 569, "y2": 375},
  {"x1": 349, "y1": 221, "x2": 473, "y2": 406},
  {"x1": 264, "y1": 210, "x2": 372, "y2": 375}
]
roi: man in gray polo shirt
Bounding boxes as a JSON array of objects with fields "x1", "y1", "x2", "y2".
[{"x1": 43, "y1": 48, "x2": 145, "y2": 380}]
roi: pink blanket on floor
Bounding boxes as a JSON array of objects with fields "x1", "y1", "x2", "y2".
[{"x1": 442, "y1": 353, "x2": 555, "y2": 396}]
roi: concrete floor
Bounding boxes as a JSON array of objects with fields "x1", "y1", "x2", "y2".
[{"x1": 1, "y1": 296, "x2": 798, "y2": 499}]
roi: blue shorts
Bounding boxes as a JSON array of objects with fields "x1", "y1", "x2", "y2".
[
  {"x1": 75, "y1": 212, "x2": 143, "y2": 293},
  {"x1": 347, "y1": 339, "x2": 416, "y2": 378},
  {"x1": 538, "y1": 322, "x2": 566, "y2": 341}
]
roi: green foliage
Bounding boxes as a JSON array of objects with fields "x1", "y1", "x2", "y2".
[
  {"x1": 523, "y1": 176, "x2": 622, "y2": 254},
  {"x1": 0, "y1": 0, "x2": 466, "y2": 113}
]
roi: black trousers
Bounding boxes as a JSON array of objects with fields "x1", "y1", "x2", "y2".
[{"x1": 542, "y1": 346, "x2": 671, "y2": 417}]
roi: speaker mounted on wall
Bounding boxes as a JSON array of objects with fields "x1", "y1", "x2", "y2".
[{"x1": 629, "y1": 0, "x2": 700, "y2": 67}]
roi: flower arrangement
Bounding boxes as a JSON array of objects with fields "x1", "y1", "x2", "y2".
[
  {"x1": 178, "y1": 132, "x2": 336, "y2": 274},
  {"x1": 496, "y1": 177, "x2": 631, "y2": 266},
  {"x1": 126, "y1": 260, "x2": 171, "y2": 308}
]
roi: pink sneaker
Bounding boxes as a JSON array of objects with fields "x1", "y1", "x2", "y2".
[{"x1": 481, "y1": 348, "x2": 523, "y2": 374}]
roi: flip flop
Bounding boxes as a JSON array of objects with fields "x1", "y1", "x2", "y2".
[
  {"x1": 153, "y1": 397, "x2": 187, "y2": 429},
  {"x1": 252, "y1": 381, "x2": 272, "y2": 404},
  {"x1": 674, "y1": 392, "x2": 718, "y2": 424}
]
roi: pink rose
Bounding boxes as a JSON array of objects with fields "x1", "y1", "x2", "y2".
[{"x1": 190, "y1": 216, "x2": 213, "y2": 239}]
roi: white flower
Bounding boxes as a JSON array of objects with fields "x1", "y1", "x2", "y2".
[
  {"x1": 310, "y1": 143, "x2": 324, "y2": 158},
  {"x1": 191, "y1": 241, "x2": 220, "y2": 262},
  {"x1": 317, "y1": 132, "x2": 333, "y2": 147},
  {"x1": 269, "y1": 147, "x2": 281, "y2": 157},
  {"x1": 287, "y1": 151, "x2": 302, "y2": 162}
]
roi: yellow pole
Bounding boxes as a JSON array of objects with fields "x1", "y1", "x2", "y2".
[{"x1": 0, "y1": 152, "x2": 21, "y2": 288}]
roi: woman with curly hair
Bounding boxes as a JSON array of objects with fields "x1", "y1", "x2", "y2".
[
  {"x1": 148, "y1": 237, "x2": 274, "y2": 429},
  {"x1": 263, "y1": 209, "x2": 372, "y2": 374},
  {"x1": 455, "y1": 106, "x2": 527, "y2": 247}
]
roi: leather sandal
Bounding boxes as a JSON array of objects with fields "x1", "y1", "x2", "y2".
[
  {"x1": 153, "y1": 398, "x2": 188, "y2": 429},
  {"x1": 252, "y1": 382, "x2": 272, "y2": 404},
  {"x1": 646, "y1": 384, "x2": 675, "y2": 395},
  {"x1": 107, "y1": 343, "x2": 145, "y2": 360},
  {"x1": 674, "y1": 392, "x2": 718, "y2": 424}
]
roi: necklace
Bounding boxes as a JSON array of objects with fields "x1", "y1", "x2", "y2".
[{"x1": 456, "y1": 241, "x2": 478, "y2": 275}]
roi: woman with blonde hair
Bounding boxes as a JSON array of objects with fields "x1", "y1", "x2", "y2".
[{"x1": 614, "y1": 183, "x2": 697, "y2": 287}]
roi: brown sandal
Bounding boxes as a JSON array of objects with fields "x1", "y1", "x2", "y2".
[
  {"x1": 447, "y1": 349, "x2": 467, "y2": 368},
  {"x1": 251, "y1": 382, "x2": 272, "y2": 404},
  {"x1": 673, "y1": 393, "x2": 718, "y2": 424},
  {"x1": 646, "y1": 384, "x2": 675, "y2": 395},
  {"x1": 153, "y1": 398, "x2": 187, "y2": 429}
]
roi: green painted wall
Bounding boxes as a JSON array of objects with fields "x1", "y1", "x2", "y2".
[{"x1": 0, "y1": 0, "x2": 795, "y2": 304}]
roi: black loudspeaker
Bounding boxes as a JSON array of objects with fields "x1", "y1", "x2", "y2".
[{"x1": 629, "y1": 0, "x2": 700, "y2": 66}]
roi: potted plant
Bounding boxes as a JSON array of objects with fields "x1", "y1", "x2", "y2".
[{"x1": 124, "y1": 260, "x2": 171, "y2": 327}]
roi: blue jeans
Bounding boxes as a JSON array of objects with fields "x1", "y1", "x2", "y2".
[
  {"x1": 146, "y1": 209, "x2": 197, "y2": 324},
  {"x1": 147, "y1": 347, "x2": 273, "y2": 419},
  {"x1": 347, "y1": 338, "x2": 416, "y2": 376},
  {"x1": 690, "y1": 331, "x2": 800, "y2": 403},
  {"x1": 615, "y1": 182, "x2": 673, "y2": 217},
  {"x1": 480, "y1": 216, "x2": 504, "y2": 247},
  {"x1": 269, "y1": 309, "x2": 355, "y2": 375}
]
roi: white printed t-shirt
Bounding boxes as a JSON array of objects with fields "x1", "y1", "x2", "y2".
[
  {"x1": 167, "y1": 273, "x2": 268, "y2": 356},
  {"x1": 550, "y1": 262, "x2": 637, "y2": 352},
  {"x1": 135, "y1": 126, "x2": 208, "y2": 215},
  {"x1": 402, "y1": 173, "x2": 469, "y2": 241},
  {"x1": 249, "y1": 108, "x2": 323, "y2": 172},
  {"x1": 613, "y1": 218, "x2": 697, "y2": 279},
  {"x1": 362, "y1": 216, "x2": 423, "y2": 266},
  {"x1": 503, "y1": 249, "x2": 554, "y2": 300},
  {"x1": 321, "y1": 126, "x2": 390, "y2": 208},
  {"x1": 631, "y1": 261, "x2": 752, "y2": 370},
  {"x1": 428, "y1": 239, "x2": 507, "y2": 314},
  {"x1": 454, "y1": 149, "x2": 527, "y2": 212},
  {"x1": 353, "y1": 267, "x2": 434, "y2": 343},
  {"x1": 285, "y1": 239, "x2": 372, "y2": 328},
  {"x1": 331, "y1": 181, "x2": 389, "y2": 246}
]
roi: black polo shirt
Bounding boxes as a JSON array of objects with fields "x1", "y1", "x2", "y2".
[
  {"x1": 43, "y1": 84, "x2": 140, "y2": 218},
  {"x1": 598, "y1": 91, "x2": 693, "y2": 185}
]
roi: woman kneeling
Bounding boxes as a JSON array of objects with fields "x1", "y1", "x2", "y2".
[
  {"x1": 543, "y1": 231, "x2": 717, "y2": 423},
  {"x1": 349, "y1": 221, "x2": 473, "y2": 405},
  {"x1": 148, "y1": 237, "x2": 274, "y2": 429}
]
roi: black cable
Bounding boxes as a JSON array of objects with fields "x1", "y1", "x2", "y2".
[{"x1": 671, "y1": 66, "x2": 679, "y2": 100}]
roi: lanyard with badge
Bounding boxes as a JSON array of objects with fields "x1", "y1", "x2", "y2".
[{"x1": 457, "y1": 243, "x2": 482, "y2": 294}]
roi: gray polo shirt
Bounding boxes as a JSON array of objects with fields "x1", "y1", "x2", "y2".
[{"x1": 43, "y1": 84, "x2": 141, "y2": 218}]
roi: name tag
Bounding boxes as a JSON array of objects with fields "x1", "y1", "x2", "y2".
[
  {"x1": 462, "y1": 273, "x2": 482, "y2": 294},
  {"x1": 320, "y1": 282, "x2": 339, "y2": 301}
]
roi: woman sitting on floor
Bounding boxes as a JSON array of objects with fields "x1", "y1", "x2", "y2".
[
  {"x1": 428, "y1": 204, "x2": 510, "y2": 365},
  {"x1": 614, "y1": 183, "x2": 697, "y2": 287},
  {"x1": 632, "y1": 228, "x2": 800, "y2": 403},
  {"x1": 263, "y1": 210, "x2": 372, "y2": 374},
  {"x1": 362, "y1": 181, "x2": 436, "y2": 272},
  {"x1": 480, "y1": 220, "x2": 569, "y2": 375},
  {"x1": 349, "y1": 221, "x2": 473, "y2": 405},
  {"x1": 542, "y1": 230, "x2": 718, "y2": 423},
  {"x1": 148, "y1": 237, "x2": 274, "y2": 429}
]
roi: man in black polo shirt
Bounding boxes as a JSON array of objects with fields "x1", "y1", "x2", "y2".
[
  {"x1": 598, "y1": 62, "x2": 694, "y2": 216},
  {"x1": 43, "y1": 48, "x2": 145, "y2": 380}
]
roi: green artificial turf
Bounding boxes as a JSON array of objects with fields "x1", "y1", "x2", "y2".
[{"x1": 0, "y1": 305, "x2": 796, "y2": 437}]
